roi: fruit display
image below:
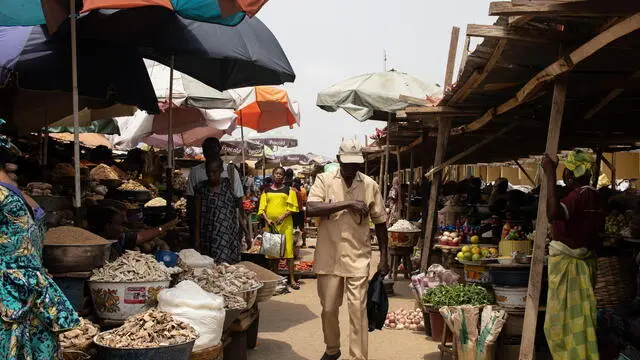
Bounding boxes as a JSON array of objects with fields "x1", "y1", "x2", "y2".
[
  {"x1": 504, "y1": 225, "x2": 526, "y2": 240},
  {"x1": 384, "y1": 308, "x2": 425, "y2": 331},
  {"x1": 456, "y1": 244, "x2": 498, "y2": 263},
  {"x1": 605, "y1": 213, "x2": 627, "y2": 235},
  {"x1": 437, "y1": 231, "x2": 463, "y2": 246}
]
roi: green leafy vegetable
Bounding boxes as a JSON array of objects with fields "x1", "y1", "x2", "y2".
[{"x1": 422, "y1": 284, "x2": 494, "y2": 309}]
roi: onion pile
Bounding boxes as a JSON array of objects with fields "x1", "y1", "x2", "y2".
[{"x1": 384, "y1": 308, "x2": 424, "y2": 331}]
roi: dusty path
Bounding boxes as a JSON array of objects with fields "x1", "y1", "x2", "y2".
[{"x1": 247, "y1": 241, "x2": 440, "y2": 360}]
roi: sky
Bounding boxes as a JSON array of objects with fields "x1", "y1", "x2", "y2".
[{"x1": 229, "y1": 0, "x2": 497, "y2": 158}]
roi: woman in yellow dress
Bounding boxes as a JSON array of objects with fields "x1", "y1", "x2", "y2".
[{"x1": 258, "y1": 167, "x2": 300, "y2": 289}]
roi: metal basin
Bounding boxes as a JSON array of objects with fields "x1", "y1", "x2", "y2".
[
  {"x1": 43, "y1": 243, "x2": 111, "y2": 274},
  {"x1": 94, "y1": 332, "x2": 196, "y2": 360}
]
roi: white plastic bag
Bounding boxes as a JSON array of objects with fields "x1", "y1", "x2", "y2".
[
  {"x1": 260, "y1": 231, "x2": 285, "y2": 258},
  {"x1": 158, "y1": 280, "x2": 225, "y2": 351},
  {"x1": 178, "y1": 249, "x2": 215, "y2": 268}
]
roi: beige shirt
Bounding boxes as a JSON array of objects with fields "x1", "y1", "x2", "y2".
[{"x1": 308, "y1": 169, "x2": 386, "y2": 277}]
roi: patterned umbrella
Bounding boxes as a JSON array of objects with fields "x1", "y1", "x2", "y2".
[{"x1": 0, "y1": 0, "x2": 266, "y2": 32}]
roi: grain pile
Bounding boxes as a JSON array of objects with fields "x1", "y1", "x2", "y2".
[
  {"x1": 52, "y1": 163, "x2": 75, "y2": 178},
  {"x1": 94, "y1": 309, "x2": 197, "y2": 348},
  {"x1": 90, "y1": 164, "x2": 119, "y2": 181},
  {"x1": 144, "y1": 197, "x2": 167, "y2": 208},
  {"x1": 44, "y1": 226, "x2": 111, "y2": 246},
  {"x1": 59, "y1": 318, "x2": 100, "y2": 348},
  {"x1": 90, "y1": 251, "x2": 170, "y2": 282},
  {"x1": 177, "y1": 263, "x2": 261, "y2": 310},
  {"x1": 117, "y1": 180, "x2": 148, "y2": 192}
]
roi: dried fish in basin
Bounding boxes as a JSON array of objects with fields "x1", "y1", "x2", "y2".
[
  {"x1": 90, "y1": 251, "x2": 170, "y2": 282},
  {"x1": 94, "y1": 309, "x2": 198, "y2": 348},
  {"x1": 59, "y1": 318, "x2": 100, "y2": 349}
]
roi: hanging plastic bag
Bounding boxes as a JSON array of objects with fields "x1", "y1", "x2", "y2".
[
  {"x1": 158, "y1": 280, "x2": 225, "y2": 351},
  {"x1": 260, "y1": 226, "x2": 285, "y2": 258}
]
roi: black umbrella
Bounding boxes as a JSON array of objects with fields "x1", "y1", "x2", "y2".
[
  {"x1": 0, "y1": 25, "x2": 159, "y2": 133},
  {"x1": 59, "y1": 7, "x2": 296, "y2": 91}
]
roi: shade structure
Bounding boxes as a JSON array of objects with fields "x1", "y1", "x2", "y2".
[
  {"x1": 230, "y1": 86, "x2": 300, "y2": 133},
  {"x1": 219, "y1": 136, "x2": 274, "y2": 160},
  {"x1": 49, "y1": 104, "x2": 137, "y2": 128},
  {"x1": 0, "y1": 0, "x2": 265, "y2": 33},
  {"x1": 146, "y1": 60, "x2": 237, "y2": 109},
  {"x1": 0, "y1": 25, "x2": 159, "y2": 133},
  {"x1": 67, "y1": 10, "x2": 295, "y2": 91},
  {"x1": 49, "y1": 118, "x2": 120, "y2": 135},
  {"x1": 49, "y1": 133, "x2": 113, "y2": 149},
  {"x1": 316, "y1": 69, "x2": 442, "y2": 121},
  {"x1": 111, "y1": 108, "x2": 236, "y2": 150},
  {"x1": 247, "y1": 131, "x2": 298, "y2": 148}
]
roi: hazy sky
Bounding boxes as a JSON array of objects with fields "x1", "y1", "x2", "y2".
[{"x1": 230, "y1": 0, "x2": 497, "y2": 158}]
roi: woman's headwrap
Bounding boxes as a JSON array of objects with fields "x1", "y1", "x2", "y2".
[{"x1": 564, "y1": 150, "x2": 594, "y2": 178}]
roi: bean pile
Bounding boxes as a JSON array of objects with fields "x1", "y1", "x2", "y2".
[{"x1": 44, "y1": 226, "x2": 111, "y2": 246}]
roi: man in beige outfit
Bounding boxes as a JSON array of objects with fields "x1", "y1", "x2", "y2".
[{"x1": 307, "y1": 139, "x2": 389, "y2": 360}]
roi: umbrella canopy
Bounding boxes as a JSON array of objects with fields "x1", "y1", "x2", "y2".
[
  {"x1": 316, "y1": 70, "x2": 442, "y2": 121},
  {"x1": 0, "y1": 0, "x2": 264, "y2": 32},
  {"x1": 219, "y1": 136, "x2": 275, "y2": 160},
  {"x1": 49, "y1": 104, "x2": 137, "y2": 128},
  {"x1": 230, "y1": 86, "x2": 300, "y2": 133},
  {"x1": 111, "y1": 108, "x2": 236, "y2": 150},
  {"x1": 49, "y1": 133, "x2": 113, "y2": 149},
  {"x1": 69, "y1": 10, "x2": 295, "y2": 90},
  {"x1": 247, "y1": 131, "x2": 298, "y2": 148},
  {"x1": 49, "y1": 118, "x2": 120, "y2": 135},
  {"x1": 0, "y1": 25, "x2": 159, "y2": 133},
  {"x1": 146, "y1": 60, "x2": 237, "y2": 109}
]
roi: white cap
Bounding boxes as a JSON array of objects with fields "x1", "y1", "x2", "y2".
[{"x1": 338, "y1": 138, "x2": 365, "y2": 164}]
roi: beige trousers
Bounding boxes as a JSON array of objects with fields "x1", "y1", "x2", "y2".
[{"x1": 317, "y1": 274, "x2": 368, "y2": 360}]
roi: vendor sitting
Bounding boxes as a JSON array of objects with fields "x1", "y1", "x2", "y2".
[{"x1": 87, "y1": 206, "x2": 177, "y2": 257}]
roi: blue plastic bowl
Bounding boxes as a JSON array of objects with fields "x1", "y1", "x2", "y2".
[{"x1": 155, "y1": 250, "x2": 178, "y2": 267}]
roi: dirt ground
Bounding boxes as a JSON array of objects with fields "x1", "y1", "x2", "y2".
[{"x1": 247, "y1": 239, "x2": 441, "y2": 360}]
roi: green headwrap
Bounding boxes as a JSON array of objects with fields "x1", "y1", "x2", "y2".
[{"x1": 564, "y1": 150, "x2": 594, "y2": 178}]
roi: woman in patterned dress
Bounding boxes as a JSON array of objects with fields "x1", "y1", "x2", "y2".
[
  {"x1": 195, "y1": 158, "x2": 249, "y2": 264},
  {"x1": 0, "y1": 131, "x2": 80, "y2": 360}
]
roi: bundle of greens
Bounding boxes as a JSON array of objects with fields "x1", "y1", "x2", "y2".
[{"x1": 422, "y1": 284, "x2": 494, "y2": 309}]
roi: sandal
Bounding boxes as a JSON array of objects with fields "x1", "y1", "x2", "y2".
[{"x1": 289, "y1": 282, "x2": 301, "y2": 290}]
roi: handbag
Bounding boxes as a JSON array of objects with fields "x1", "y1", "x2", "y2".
[{"x1": 260, "y1": 225, "x2": 286, "y2": 258}]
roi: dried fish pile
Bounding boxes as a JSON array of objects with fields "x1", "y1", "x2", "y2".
[
  {"x1": 59, "y1": 318, "x2": 100, "y2": 348},
  {"x1": 90, "y1": 251, "x2": 170, "y2": 282},
  {"x1": 177, "y1": 263, "x2": 261, "y2": 310},
  {"x1": 118, "y1": 180, "x2": 148, "y2": 192},
  {"x1": 26, "y1": 182, "x2": 52, "y2": 196},
  {"x1": 95, "y1": 309, "x2": 197, "y2": 348}
]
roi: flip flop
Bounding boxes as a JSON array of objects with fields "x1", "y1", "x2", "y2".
[{"x1": 289, "y1": 282, "x2": 301, "y2": 290}]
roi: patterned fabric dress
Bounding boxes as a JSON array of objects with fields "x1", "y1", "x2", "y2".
[
  {"x1": 196, "y1": 178, "x2": 241, "y2": 264},
  {"x1": 0, "y1": 183, "x2": 80, "y2": 360}
]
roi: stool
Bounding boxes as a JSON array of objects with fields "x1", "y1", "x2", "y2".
[
  {"x1": 438, "y1": 324, "x2": 457, "y2": 360},
  {"x1": 389, "y1": 247, "x2": 413, "y2": 281}
]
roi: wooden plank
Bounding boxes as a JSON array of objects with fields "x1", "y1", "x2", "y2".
[
  {"x1": 514, "y1": 159, "x2": 536, "y2": 186},
  {"x1": 457, "y1": 35, "x2": 471, "y2": 81},
  {"x1": 444, "y1": 27, "x2": 461, "y2": 89},
  {"x1": 611, "y1": 152, "x2": 617, "y2": 189},
  {"x1": 378, "y1": 149, "x2": 384, "y2": 189},
  {"x1": 512, "y1": 0, "x2": 583, "y2": 4},
  {"x1": 584, "y1": 70, "x2": 640, "y2": 119},
  {"x1": 407, "y1": 151, "x2": 414, "y2": 217},
  {"x1": 424, "y1": 123, "x2": 518, "y2": 179},
  {"x1": 420, "y1": 118, "x2": 452, "y2": 271},
  {"x1": 466, "y1": 24, "x2": 570, "y2": 43},
  {"x1": 450, "y1": 39, "x2": 507, "y2": 104},
  {"x1": 403, "y1": 104, "x2": 484, "y2": 116},
  {"x1": 519, "y1": 74, "x2": 568, "y2": 360},
  {"x1": 449, "y1": 12, "x2": 640, "y2": 136},
  {"x1": 490, "y1": 1, "x2": 640, "y2": 17}
]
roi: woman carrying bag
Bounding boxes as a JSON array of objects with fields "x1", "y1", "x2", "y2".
[{"x1": 258, "y1": 167, "x2": 300, "y2": 289}]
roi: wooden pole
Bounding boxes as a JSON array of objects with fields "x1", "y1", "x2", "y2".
[
  {"x1": 378, "y1": 150, "x2": 385, "y2": 189},
  {"x1": 593, "y1": 126, "x2": 606, "y2": 187},
  {"x1": 420, "y1": 118, "x2": 452, "y2": 271},
  {"x1": 611, "y1": 152, "x2": 617, "y2": 189},
  {"x1": 444, "y1": 27, "x2": 461, "y2": 89},
  {"x1": 70, "y1": 0, "x2": 81, "y2": 210},
  {"x1": 408, "y1": 151, "x2": 414, "y2": 218},
  {"x1": 364, "y1": 136, "x2": 368, "y2": 175},
  {"x1": 514, "y1": 159, "x2": 535, "y2": 186},
  {"x1": 384, "y1": 115, "x2": 391, "y2": 200},
  {"x1": 519, "y1": 74, "x2": 568, "y2": 360},
  {"x1": 396, "y1": 149, "x2": 402, "y2": 218}
]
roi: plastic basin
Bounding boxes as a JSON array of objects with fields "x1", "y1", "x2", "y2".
[
  {"x1": 88, "y1": 280, "x2": 171, "y2": 320},
  {"x1": 94, "y1": 332, "x2": 195, "y2": 360}
]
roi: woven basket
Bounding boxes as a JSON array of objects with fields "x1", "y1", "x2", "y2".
[
  {"x1": 191, "y1": 343, "x2": 222, "y2": 360},
  {"x1": 594, "y1": 255, "x2": 637, "y2": 309}
]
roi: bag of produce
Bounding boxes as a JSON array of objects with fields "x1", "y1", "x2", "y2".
[
  {"x1": 158, "y1": 280, "x2": 225, "y2": 351},
  {"x1": 440, "y1": 305, "x2": 507, "y2": 360},
  {"x1": 261, "y1": 229, "x2": 285, "y2": 258},
  {"x1": 178, "y1": 249, "x2": 215, "y2": 268}
]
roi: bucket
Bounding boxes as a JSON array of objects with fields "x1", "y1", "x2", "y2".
[
  {"x1": 94, "y1": 332, "x2": 195, "y2": 360},
  {"x1": 88, "y1": 280, "x2": 171, "y2": 320},
  {"x1": 428, "y1": 310, "x2": 451, "y2": 342},
  {"x1": 464, "y1": 264, "x2": 491, "y2": 284},
  {"x1": 422, "y1": 310, "x2": 432, "y2": 337},
  {"x1": 493, "y1": 286, "x2": 527, "y2": 309}
]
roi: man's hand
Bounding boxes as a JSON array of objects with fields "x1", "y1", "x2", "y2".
[
  {"x1": 541, "y1": 153, "x2": 558, "y2": 176},
  {"x1": 377, "y1": 259, "x2": 390, "y2": 277},
  {"x1": 347, "y1": 200, "x2": 369, "y2": 217}
]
